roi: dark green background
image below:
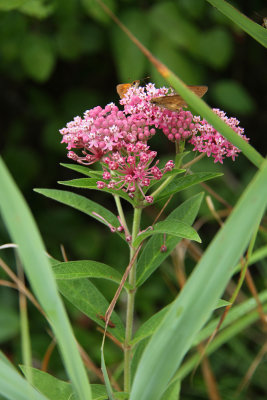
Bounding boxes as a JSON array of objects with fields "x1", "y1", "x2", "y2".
[{"x1": 1, "y1": 0, "x2": 267, "y2": 398}]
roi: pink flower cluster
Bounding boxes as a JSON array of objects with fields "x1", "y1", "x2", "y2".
[
  {"x1": 60, "y1": 82, "x2": 248, "y2": 201},
  {"x1": 120, "y1": 83, "x2": 196, "y2": 142},
  {"x1": 189, "y1": 110, "x2": 248, "y2": 163},
  {"x1": 60, "y1": 103, "x2": 156, "y2": 165},
  {"x1": 59, "y1": 95, "x2": 175, "y2": 202}
]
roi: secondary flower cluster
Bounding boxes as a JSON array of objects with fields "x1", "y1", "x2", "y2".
[
  {"x1": 60, "y1": 82, "x2": 248, "y2": 201},
  {"x1": 189, "y1": 110, "x2": 246, "y2": 163}
]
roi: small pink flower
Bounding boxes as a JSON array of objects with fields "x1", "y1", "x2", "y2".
[
  {"x1": 145, "y1": 196, "x2": 154, "y2": 203},
  {"x1": 97, "y1": 181, "x2": 106, "y2": 189}
]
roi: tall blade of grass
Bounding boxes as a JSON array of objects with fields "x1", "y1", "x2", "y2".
[
  {"x1": 0, "y1": 158, "x2": 92, "y2": 400},
  {"x1": 0, "y1": 357, "x2": 48, "y2": 400},
  {"x1": 206, "y1": 0, "x2": 267, "y2": 48},
  {"x1": 101, "y1": 342, "x2": 116, "y2": 400},
  {"x1": 130, "y1": 160, "x2": 267, "y2": 400}
]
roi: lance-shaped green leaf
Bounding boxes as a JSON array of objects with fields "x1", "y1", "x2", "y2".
[
  {"x1": 133, "y1": 219, "x2": 201, "y2": 248},
  {"x1": 61, "y1": 163, "x2": 103, "y2": 178},
  {"x1": 58, "y1": 178, "x2": 135, "y2": 205},
  {"x1": 136, "y1": 193, "x2": 203, "y2": 286},
  {"x1": 0, "y1": 157, "x2": 92, "y2": 400},
  {"x1": 153, "y1": 172, "x2": 222, "y2": 202},
  {"x1": 20, "y1": 367, "x2": 108, "y2": 400},
  {"x1": 57, "y1": 278, "x2": 125, "y2": 341},
  {"x1": 52, "y1": 260, "x2": 132, "y2": 290},
  {"x1": 206, "y1": 0, "x2": 267, "y2": 48},
  {"x1": 34, "y1": 189, "x2": 126, "y2": 241},
  {"x1": 0, "y1": 358, "x2": 48, "y2": 400},
  {"x1": 130, "y1": 159, "x2": 267, "y2": 400}
]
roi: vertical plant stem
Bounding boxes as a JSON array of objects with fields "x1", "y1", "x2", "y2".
[
  {"x1": 124, "y1": 206, "x2": 142, "y2": 392},
  {"x1": 114, "y1": 194, "x2": 130, "y2": 237}
]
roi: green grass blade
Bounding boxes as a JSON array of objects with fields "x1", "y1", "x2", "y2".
[
  {"x1": 160, "y1": 380, "x2": 180, "y2": 400},
  {"x1": 0, "y1": 158, "x2": 92, "y2": 400},
  {"x1": 0, "y1": 358, "x2": 48, "y2": 400},
  {"x1": 130, "y1": 159, "x2": 267, "y2": 400},
  {"x1": 206, "y1": 0, "x2": 267, "y2": 48},
  {"x1": 101, "y1": 343, "x2": 116, "y2": 400}
]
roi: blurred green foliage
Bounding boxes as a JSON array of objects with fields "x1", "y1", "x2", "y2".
[{"x1": 1, "y1": 0, "x2": 267, "y2": 398}]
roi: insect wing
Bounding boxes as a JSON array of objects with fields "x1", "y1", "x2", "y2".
[
  {"x1": 188, "y1": 85, "x2": 208, "y2": 97},
  {"x1": 116, "y1": 80, "x2": 140, "y2": 99},
  {"x1": 150, "y1": 95, "x2": 186, "y2": 111},
  {"x1": 150, "y1": 85, "x2": 208, "y2": 111}
]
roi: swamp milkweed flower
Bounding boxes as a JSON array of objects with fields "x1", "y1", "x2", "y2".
[{"x1": 60, "y1": 83, "x2": 248, "y2": 202}]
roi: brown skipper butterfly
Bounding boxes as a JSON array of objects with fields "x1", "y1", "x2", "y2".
[{"x1": 150, "y1": 85, "x2": 208, "y2": 111}]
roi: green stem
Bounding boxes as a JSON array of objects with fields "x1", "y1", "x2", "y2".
[
  {"x1": 124, "y1": 207, "x2": 142, "y2": 392},
  {"x1": 114, "y1": 194, "x2": 130, "y2": 237}
]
